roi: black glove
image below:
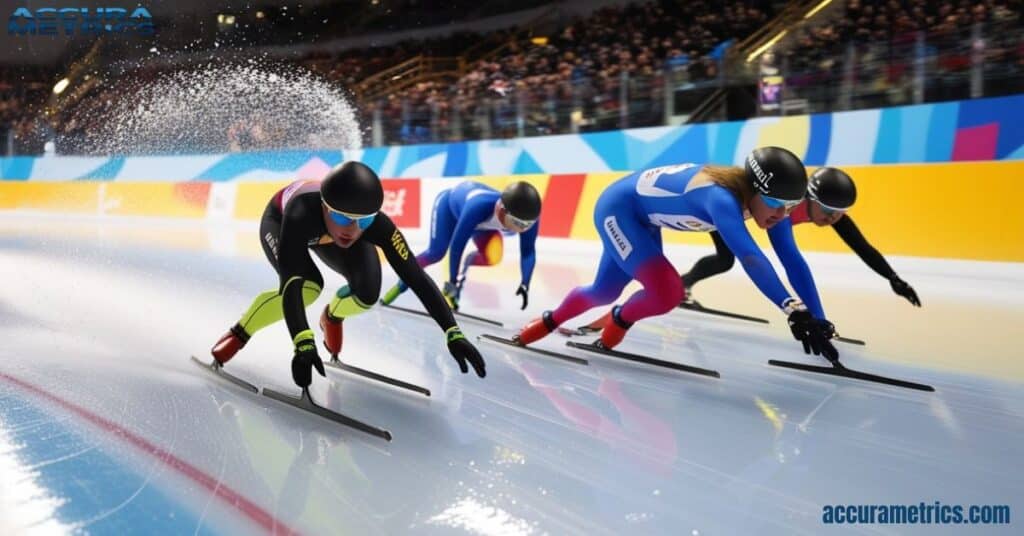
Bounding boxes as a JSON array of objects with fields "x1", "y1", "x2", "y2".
[
  {"x1": 890, "y1": 276, "x2": 921, "y2": 307},
  {"x1": 446, "y1": 327, "x2": 486, "y2": 377},
  {"x1": 515, "y1": 283, "x2": 529, "y2": 310},
  {"x1": 443, "y1": 280, "x2": 462, "y2": 311},
  {"x1": 787, "y1": 310, "x2": 839, "y2": 363},
  {"x1": 291, "y1": 335, "x2": 326, "y2": 388}
]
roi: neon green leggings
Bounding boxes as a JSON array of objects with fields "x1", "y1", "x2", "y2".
[{"x1": 235, "y1": 283, "x2": 372, "y2": 337}]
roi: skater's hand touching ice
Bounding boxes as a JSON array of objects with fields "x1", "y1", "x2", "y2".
[
  {"x1": 787, "y1": 310, "x2": 839, "y2": 363},
  {"x1": 291, "y1": 332, "x2": 326, "y2": 388},
  {"x1": 446, "y1": 327, "x2": 486, "y2": 377},
  {"x1": 889, "y1": 276, "x2": 921, "y2": 307},
  {"x1": 515, "y1": 283, "x2": 529, "y2": 310}
]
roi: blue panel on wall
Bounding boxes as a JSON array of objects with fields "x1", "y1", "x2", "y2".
[
  {"x1": 196, "y1": 150, "x2": 340, "y2": 181},
  {"x1": 464, "y1": 143, "x2": 482, "y2": 176},
  {"x1": 359, "y1": 147, "x2": 390, "y2": 173},
  {"x1": 443, "y1": 142, "x2": 468, "y2": 177},
  {"x1": 805, "y1": 113, "x2": 832, "y2": 166},
  {"x1": 648, "y1": 125, "x2": 709, "y2": 168},
  {"x1": 957, "y1": 94, "x2": 1024, "y2": 159},
  {"x1": 78, "y1": 157, "x2": 125, "y2": 180},
  {"x1": 925, "y1": 101, "x2": 958, "y2": 162},
  {"x1": 710, "y1": 121, "x2": 744, "y2": 164},
  {"x1": 872, "y1": 108, "x2": 902, "y2": 163},
  {"x1": 512, "y1": 149, "x2": 544, "y2": 174},
  {"x1": 0, "y1": 156, "x2": 35, "y2": 180},
  {"x1": 583, "y1": 130, "x2": 629, "y2": 171}
]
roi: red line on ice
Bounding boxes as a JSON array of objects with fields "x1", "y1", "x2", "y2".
[{"x1": 0, "y1": 372, "x2": 300, "y2": 536}]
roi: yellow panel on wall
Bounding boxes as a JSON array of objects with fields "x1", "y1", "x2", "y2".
[
  {"x1": 789, "y1": 161, "x2": 1024, "y2": 262},
  {"x1": 234, "y1": 181, "x2": 290, "y2": 220},
  {"x1": 754, "y1": 115, "x2": 812, "y2": 158},
  {"x1": 100, "y1": 182, "x2": 209, "y2": 218},
  {"x1": 569, "y1": 172, "x2": 628, "y2": 240},
  {"x1": 0, "y1": 182, "x2": 100, "y2": 212},
  {"x1": 579, "y1": 161, "x2": 1024, "y2": 262}
]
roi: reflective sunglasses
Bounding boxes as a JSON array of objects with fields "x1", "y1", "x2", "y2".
[
  {"x1": 504, "y1": 213, "x2": 537, "y2": 231},
  {"x1": 760, "y1": 194, "x2": 802, "y2": 211},
  {"x1": 326, "y1": 207, "x2": 377, "y2": 229},
  {"x1": 808, "y1": 195, "x2": 848, "y2": 216}
]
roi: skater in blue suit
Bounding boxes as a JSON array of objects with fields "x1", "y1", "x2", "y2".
[
  {"x1": 516, "y1": 147, "x2": 840, "y2": 362},
  {"x1": 381, "y1": 181, "x2": 542, "y2": 310}
]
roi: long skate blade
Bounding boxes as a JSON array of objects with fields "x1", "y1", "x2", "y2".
[
  {"x1": 556, "y1": 326, "x2": 602, "y2": 337},
  {"x1": 677, "y1": 302, "x2": 769, "y2": 324},
  {"x1": 325, "y1": 359, "x2": 431, "y2": 397},
  {"x1": 455, "y1": 311, "x2": 504, "y2": 327},
  {"x1": 478, "y1": 334, "x2": 589, "y2": 365},
  {"x1": 190, "y1": 356, "x2": 258, "y2": 393},
  {"x1": 566, "y1": 342, "x2": 720, "y2": 378},
  {"x1": 262, "y1": 387, "x2": 393, "y2": 441},
  {"x1": 835, "y1": 336, "x2": 866, "y2": 346},
  {"x1": 379, "y1": 302, "x2": 431, "y2": 319},
  {"x1": 767, "y1": 360, "x2": 934, "y2": 392}
]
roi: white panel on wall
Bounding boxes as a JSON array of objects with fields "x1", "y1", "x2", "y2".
[
  {"x1": 825, "y1": 109, "x2": 882, "y2": 165},
  {"x1": 520, "y1": 135, "x2": 610, "y2": 173},
  {"x1": 207, "y1": 182, "x2": 237, "y2": 222},
  {"x1": 400, "y1": 153, "x2": 447, "y2": 178},
  {"x1": 29, "y1": 156, "x2": 110, "y2": 180},
  {"x1": 476, "y1": 141, "x2": 523, "y2": 175},
  {"x1": 116, "y1": 155, "x2": 224, "y2": 181}
]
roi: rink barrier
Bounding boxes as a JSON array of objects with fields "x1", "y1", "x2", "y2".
[
  {"x1": 1, "y1": 95, "x2": 1022, "y2": 181},
  {"x1": 0, "y1": 160, "x2": 1021, "y2": 262}
]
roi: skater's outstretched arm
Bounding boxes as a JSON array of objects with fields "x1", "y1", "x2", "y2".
[
  {"x1": 767, "y1": 218, "x2": 826, "y2": 319},
  {"x1": 705, "y1": 189, "x2": 797, "y2": 312},
  {"x1": 276, "y1": 200, "x2": 327, "y2": 341},
  {"x1": 832, "y1": 215, "x2": 920, "y2": 306},
  {"x1": 365, "y1": 214, "x2": 487, "y2": 377},
  {"x1": 518, "y1": 221, "x2": 539, "y2": 288},
  {"x1": 832, "y1": 215, "x2": 895, "y2": 279}
]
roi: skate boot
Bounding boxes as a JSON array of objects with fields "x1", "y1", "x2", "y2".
[
  {"x1": 211, "y1": 324, "x2": 249, "y2": 365},
  {"x1": 514, "y1": 310, "x2": 558, "y2": 345},
  {"x1": 581, "y1": 311, "x2": 611, "y2": 334},
  {"x1": 319, "y1": 306, "x2": 343, "y2": 360},
  {"x1": 380, "y1": 281, "x2": 407, "y2": 306},
  {"x1": 678, "y1": 291, "x2": 700, "y2": 309},
  {"x1": 598, "y1": 306, "x2": 633, "y2": 349}
]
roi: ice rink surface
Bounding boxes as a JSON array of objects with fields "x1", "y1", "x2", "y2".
[{"x1": 1, "y1": 216, "x2": 1022, "y2": 535}]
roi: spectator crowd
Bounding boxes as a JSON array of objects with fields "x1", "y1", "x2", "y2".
[{"x1": 1, "y1": 0, "x2": 1019, "y2": 155}]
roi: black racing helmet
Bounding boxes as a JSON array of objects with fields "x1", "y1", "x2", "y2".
[
  {"x1": 500, "y1": 181, "x2": 542, "y2": 221},
  {"x1": 808, "y1": 167, "x2": 857, "y2": 211},
  {"x1": 320, "y1": 161, "x2": 384, "y2": 216},
  {"x1": 744, "y1": 146, "x2": 808, "y2": 203}
]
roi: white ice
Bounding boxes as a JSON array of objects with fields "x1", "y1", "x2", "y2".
[{"x1": 0, "y1": 215, "x2": 1022, "y2": 535}]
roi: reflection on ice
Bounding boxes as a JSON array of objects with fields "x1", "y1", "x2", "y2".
[{"x1": 0, "y1": 217, "x2": 1022, "y2": 535}]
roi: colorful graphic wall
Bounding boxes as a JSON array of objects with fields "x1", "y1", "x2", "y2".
[
  {"x1": 2, "y1": 96, "x2": 1023, "y2": 262},
  {"x1": 2, "y1": 94, "x2": 1021, "y2": 181}
]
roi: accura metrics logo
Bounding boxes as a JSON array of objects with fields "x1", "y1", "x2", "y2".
[
  {"x1": 390, "y1": 229, "x2": 410, "y2": 260},
  {"x1": 603, "y1": 216, "x2": 633, "y2": 260},
  {"x1": 747, "y1": 152, "x2": 773, "y2": 194}
]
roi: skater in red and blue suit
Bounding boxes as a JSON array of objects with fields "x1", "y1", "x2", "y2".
[
  {"x1": 381, "y1": 180, "x2": 542, "y2": 310},
  {"x1": 516, "y1": 147, "x2": 840, "y2": 362}
]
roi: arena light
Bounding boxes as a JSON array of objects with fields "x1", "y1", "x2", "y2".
[
  {"x1": 746, "y1": 29, "x2": 787, "y2": 63},
  {"x1": 52, "y1": 78, "x2": 69, "y2": 95},
  {"x1": 803, "y1": 0, "x2": 833, "y2": 19},
  {"x1": 255, "y1": 11, "x2": 265, "y2": 19}
]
